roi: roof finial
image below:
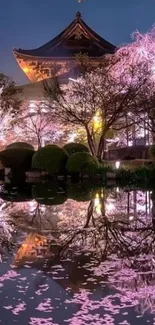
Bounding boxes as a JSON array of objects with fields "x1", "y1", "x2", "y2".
[{"x1": 76, "y1": 11, "x2": 82, "y2": 20}]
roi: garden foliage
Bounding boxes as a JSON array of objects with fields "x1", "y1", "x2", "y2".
[
  {"x1": 0, "y1": 148, "x2": 34, "y2": 170},
  {"x1": 6, "y1": 142, "x2": 34, "y2": 151},
  {"x1": 63, "y1": 142, "x2": 89, "y2": 156},
  {"x1": 32, "y1": 145, "x2": 68, "y2": 174},
  {"x1": 67, "y1": 152, "x2": 98, "y2": 176}
]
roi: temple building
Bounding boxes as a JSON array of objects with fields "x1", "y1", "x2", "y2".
[
  {"x1": 12, "y1": 13, "x2": 151, "y2": 155},
  {"x1": 13, "y1": 12, "x2": 116, "y2": 83}
]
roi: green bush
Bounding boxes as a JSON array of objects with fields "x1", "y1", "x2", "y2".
[
  {"x1": 133, "y1": 166, "x2": 155, "y2": 183},
  {"x1": 32, "y1": 145, "x2": 68, "y2": 174},
  {"x1": 45, "y1": 144, "x2": 58, "y2": 148},
  {"x1": 0, "y1": 148, "x2": 34, "y2": 170},
  {"x1": 149, "y1": 145, "x2": 155, "y2": 159},
  {"x1": 6, "y1": 142, "x2": 34, "y2": 151},
  {"x1": 116, "y1": 165, "x2": 155, "y2": 186},
  {"x1": 63, "y1": 143, "x2": 89, "y2": 156},
  {"x1": 66, "y1": 152, "x2": 98, "y2": 177},
  {"x1": 67, "y1": 184, "x2": 95, "y2": 201},
  {"x1": 0, "y1": 184, "x2": 32, "y2": 202},
  {"x1": 32, "y1": 183, "x2": 67, "y2": 205},
  {"x1": 97, "y1": 162, "x2": 113, "y2": 175},
  {"x1": 116, "y1": 167, "x2": 133, "y2": 180}
]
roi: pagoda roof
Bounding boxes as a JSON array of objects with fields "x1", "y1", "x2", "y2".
[{"x1": 13, "y1": 12, "x2": 116, "y2": 59}]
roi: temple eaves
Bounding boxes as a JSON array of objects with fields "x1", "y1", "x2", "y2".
[{"x1": 13, "y1": 12, "x2": 116, "y2": 82}]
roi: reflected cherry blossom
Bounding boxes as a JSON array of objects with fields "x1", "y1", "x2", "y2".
[{"x1": 0, "y1": 185, "x2": 155, "y2": 324}]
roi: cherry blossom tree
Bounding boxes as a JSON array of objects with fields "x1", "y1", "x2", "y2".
[
  {"x1": 0, "y1": 73, "x2": 22, "y2": 149},
  {"x1": 12, "y1": 103, "x2": 73, "y2": 149},
  {"x1": 0, "y1": 199, "x2": 16, "y2": 255},
  {"x1": 0, "y1": 73, "x2": 21, "y2": 113},
  {"x1": 44, "y1": 53, "x2": 149, "y2": 160},
  {"x1": 14, "y1": 109, "x2": 63, "y2": 149},
  {"x1": 113, "y1": 27, "x2": 155, "y2": 145}
]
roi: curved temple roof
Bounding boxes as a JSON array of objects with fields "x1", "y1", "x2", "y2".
[{"x1": 13, "y1": 12, "x2": 116, "y2": 59}]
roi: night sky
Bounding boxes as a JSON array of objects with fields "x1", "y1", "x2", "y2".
[{"x1": 0, "y1": 0, "x2": 155, "y2": 85}]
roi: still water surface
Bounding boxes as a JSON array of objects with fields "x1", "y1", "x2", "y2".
[{"x1": 0, "y1": 182, "x2": 154, "y2": 324}]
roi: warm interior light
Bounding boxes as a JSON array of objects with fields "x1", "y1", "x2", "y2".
[{"x1": 23, "y1": 67, "x2": 29, "y2": 73}]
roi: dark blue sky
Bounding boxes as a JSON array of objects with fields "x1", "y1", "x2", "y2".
[{"x1": 0, "y1": 0, "x2": 155, "y2": 84}]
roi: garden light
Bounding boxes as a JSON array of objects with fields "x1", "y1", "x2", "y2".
[{"x1": 115, "y1": 161, "x2": 120, "y2": 169}]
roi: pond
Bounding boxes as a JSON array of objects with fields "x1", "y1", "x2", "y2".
[{"x1": 0, "y1": 181, "x2": 155, "y2": 325}]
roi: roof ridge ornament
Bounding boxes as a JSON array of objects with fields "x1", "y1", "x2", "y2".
[{"x1": 75, "y1": 11, "x2": 82, "y2": 20}]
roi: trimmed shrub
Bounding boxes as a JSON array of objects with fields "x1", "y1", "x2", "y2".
[
  {"x1": 6, "y1": 142, "x2": 34, "y2": 151},
  {"x1": 133, "y1": 166, "x2": 155, "y2": 184},
  {"x1": 0, "y1": 148, "x2": 34, "y2": 170},
  {"x1": 121, "y1": 159, "x2": 152, "y2": 171},
  {"x1": 67, "y1": 184, "x2": 95, "y2": 201},
  {"x1": 0, "y1": 184, "x2": 32, "y2": 202},
  {"x1": 134, "y1": 166, "x2": 150, "y2": 180},
  {"x1": 116, "y1": 167, "x2": 133, "y2": 180},
  {"x1": 32, "y1": 145, "x2": 68, "y2": 174},
  {"x1": 116, "y1": 165, "x2": 155, "y2": 187},
  {"x1": 32, "y1": 183, "x2": 67, "y2": 205},
  {"x1": 97, "y1": 162, "x2": 113, "y2": 175},
  {"x1": 149, "y1": 145, "x2": 155, "y2": 159},
  {"x1": 66, "y1": 152, "x2": 98, "y2": 177},
  {"x1": 63, "y1": 143, "x2": 89, "y2": 156},
  {"x1": 45, "y1": 144, "x2": 58, "y2": 147}
]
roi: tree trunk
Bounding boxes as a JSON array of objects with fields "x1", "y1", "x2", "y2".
[
  {"x1": 85, "y1": 125, "x2": 96, "y2": 157},
  {"x1": 84, "y1": 200, "x2": 94, "y2": 228},
  {"x1": 37, "y1": 134, "x2": 42, "y2": 149},
  {"x1": 97, "y1": 134, "x2": 105, "y2": 161}
]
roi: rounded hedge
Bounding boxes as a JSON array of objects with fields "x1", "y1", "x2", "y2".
[
  {"x1": 67, "y1": 184, "x2": 95, "y2": 201},
  {"x1": 32, "y1": 183, "x2": 67, "y2": 205},
  {"x1": 0, "y1": 148, "x2": 34, "y2": 170},
  {"x1": 66, "y1": 152, "x2": 98, "y2": 176},
  {"x1": 0, "y1": 184, "x2": 32, "y2": 202},
  {"x1": 63, "y1": 143, "x2": 89, "y2": 156},
  {"x1": 32, "y1": 145, "x2": 68, "y2": 174},
  {"x1": 6, "y1": 142, "x2": 34, "y2": 151},
  {"x1": 45, "y1": 144, "x2": 59, "y2": 148}
]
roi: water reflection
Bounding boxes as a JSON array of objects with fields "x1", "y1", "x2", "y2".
[{"x1": 0, "y1": 184, "x2": 154, "y2": 324}]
